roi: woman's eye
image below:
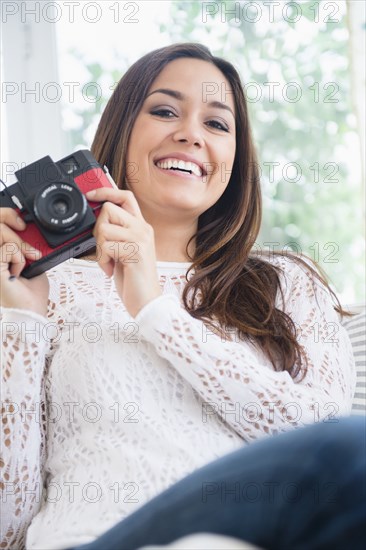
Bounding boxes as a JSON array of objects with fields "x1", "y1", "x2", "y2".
[
  {"x1": 150, "y1": 109, "x2": 176, "y2": 118},
  {"x1": 206, "y1": 120, "x2": 229, "y2": 132}
]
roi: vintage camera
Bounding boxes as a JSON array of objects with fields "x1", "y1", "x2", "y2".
[{"x1": 0, "y1": 150, "x2": 116, "y2": 278}]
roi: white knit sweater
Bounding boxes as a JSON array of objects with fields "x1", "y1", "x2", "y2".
[{"x1": 1, "y1": 256, "x2": 355, "y2": 549}]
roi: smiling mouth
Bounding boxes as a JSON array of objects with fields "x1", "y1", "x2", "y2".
[{"x1": 155, "y1": 158, "x2": 204, "y2": 177}]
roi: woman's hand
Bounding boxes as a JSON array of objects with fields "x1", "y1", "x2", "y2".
[
  {"x1": 0, "y1": 208, "x2": 49, "y2": 317},
  {"x1": 86, "y1": 188, "x2": 162, "y2": 318}
]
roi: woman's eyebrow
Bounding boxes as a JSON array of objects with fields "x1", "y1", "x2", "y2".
[
  {"x1": 147, "y1": 88, "x2": 183, "y2": 100},
  {"x1": 146, "y1": 88, "x2": 235, "y2": 119}
]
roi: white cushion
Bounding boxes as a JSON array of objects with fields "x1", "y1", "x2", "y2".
[{"x1": 139, "y1": 533, "x2": 262, "y2": 549}]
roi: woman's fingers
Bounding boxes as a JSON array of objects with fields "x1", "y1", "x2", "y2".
[
  {"x1": 92, "y1": 201, "x2": 138, "y2": 277},
  {"x1": 0, "y1": 243, "x2": 26, "y2": 278},
  {"x1": 0, "y1": 224, "x2": 42, "y2": 257},
  {"x1": 0, "y1": 208, "x2": 26, "y2": 231},
  {"x1": 96, "y1": 224, "x2": 135, "y2": 277},
  {"x1": 0, "y1": 210, "x2": 43, "y2": 278},
  {"x1": 95, "y1": 200, "x2": 134, "y2": 228},
  {"x1": 85, "y1": 188, "x2": 143, "y2": 218},
  {"x1": 0, "y1": 242, "x2": 42, "y2": 277}
]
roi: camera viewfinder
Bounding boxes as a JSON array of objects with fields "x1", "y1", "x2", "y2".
[{"x1": 61, "y1": 156, "x2": 79, "y2": 175}]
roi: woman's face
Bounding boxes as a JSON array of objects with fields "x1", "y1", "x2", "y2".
[{"x1": 125, "y1": 58, "x2": 236, "y2": 223}]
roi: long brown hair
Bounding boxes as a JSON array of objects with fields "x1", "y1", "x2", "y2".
[{"x1": 91, "y1": 43, "x2": 350, "y2": 380}]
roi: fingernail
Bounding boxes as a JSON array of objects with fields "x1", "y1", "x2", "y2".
[
  {"x1": 86, "y1": 190, "x2": 96, "y2": 198},
  {"x1": 33, "y1": 249, "x2": 43, "y2": 258},
  {"x1": 8, "y1": 275, "x2": 17, "y2": 281},
  {"x1": 17, "y1": 217, "x2": 26, "y2": 228}
]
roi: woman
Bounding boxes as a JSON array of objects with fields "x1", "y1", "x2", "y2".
[{"x1": 0, "y1": 43, "x2": 356, "y2": 549}]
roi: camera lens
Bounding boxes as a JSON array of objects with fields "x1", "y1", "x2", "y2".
[
  {"x1": 52, "y1": 198, "x2": 69, "y2": 216},
  {"x1": 34, "y1": 182, "x2": 87, "y2": 233}
]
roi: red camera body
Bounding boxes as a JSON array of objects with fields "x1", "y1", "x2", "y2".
[{"x1": 0, "y1": 150, "x2": 116, "y2": 278}]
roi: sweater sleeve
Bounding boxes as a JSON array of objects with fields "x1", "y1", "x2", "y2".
[
  {"x1": 134, "y1": 259, "x2": 356, "y2": 442},
  {"x1": 1, "y1": 308, "x2": 51, "y2": 550}
]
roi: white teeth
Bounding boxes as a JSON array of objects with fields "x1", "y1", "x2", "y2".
[{"x1": 156, "y1": 158, "x2": 203, "y2": 177}]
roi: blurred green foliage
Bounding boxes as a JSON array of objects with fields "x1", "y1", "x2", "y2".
[{"x1": 65, "y1": 0, "x2": 364, "y2": 303}]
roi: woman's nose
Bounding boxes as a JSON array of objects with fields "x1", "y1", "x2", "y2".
[{"x1": 172, "y1": 118, "x2": 204, "y2": 147}]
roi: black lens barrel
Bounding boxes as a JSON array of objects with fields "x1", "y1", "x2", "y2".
[{"x1": 34, "y1": 182, "x2": 87, "y2": 233}]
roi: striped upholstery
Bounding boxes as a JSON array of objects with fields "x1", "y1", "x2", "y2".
[{"x1": 342, "y1": 310, "x2": 366, "y2": 415}]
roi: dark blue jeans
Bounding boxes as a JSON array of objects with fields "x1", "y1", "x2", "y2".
[{"x1": 70, "y1": 416, "x2": 366, "y2": 550}]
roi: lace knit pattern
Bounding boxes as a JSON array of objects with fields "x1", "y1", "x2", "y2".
[{"x1": 1, "y1": 256, "x2": 355, "y2": 549}]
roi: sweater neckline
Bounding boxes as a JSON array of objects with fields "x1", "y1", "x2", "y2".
[
  {"x1": 65, "y1": 258, "x2": 192, "y2": 272},
  {"x1": 156, "y1": 261, "x2": 193, "y2": 275}
]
